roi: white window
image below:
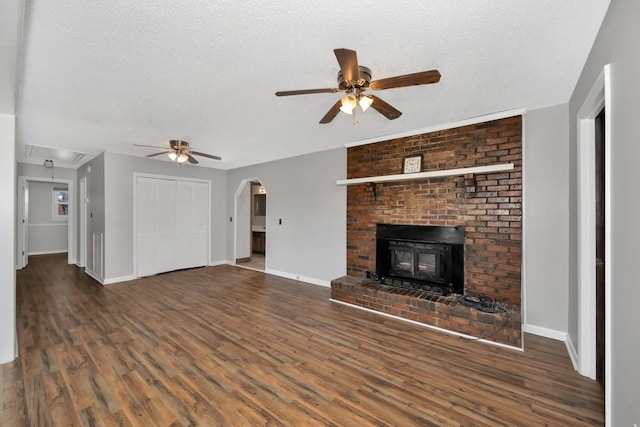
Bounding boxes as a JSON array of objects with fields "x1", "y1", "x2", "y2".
[{"x1": 53, "y1": 189, "x2": 69, "y2": 220}]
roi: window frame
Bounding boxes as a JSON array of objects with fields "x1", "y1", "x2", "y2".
[{"x1": 52, "y1": 188, "x2": 69, "y2": 221}]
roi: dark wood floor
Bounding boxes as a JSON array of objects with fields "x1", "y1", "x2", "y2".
[{"x1": 2, "y1": 254, "x2": 604, "y2": 426}]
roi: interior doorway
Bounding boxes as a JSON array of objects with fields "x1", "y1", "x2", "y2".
[
  {"x1": 233, "y1": 178, "x2": 266, "y2": 271},
  {"x1": 17, "y1": 176, "x2": 75, "y2": 269}
]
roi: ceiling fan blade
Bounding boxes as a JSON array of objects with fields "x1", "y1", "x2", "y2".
[
  {"x1": 275, "y1": 88, "x2": 340, "y2": 96},
  {"x1": 334, "y1": 48, "x2": 360, "y2": 83},
  {"x1": 369, "y1": 95, "x2": 402, "y2": 120},
  {"x1": 369, "y1": 70, "x2": 441, "y2": 91},
  {"x1": 134, "y1": 144, "x2": 167, "y2": 149},
  {"x1": 145, "y1": 151, "x2": 168, "y2": 158},
  {"x1": 191, "y1": 151, "x2": 222, "y2": 161},
  {"x1": 186, "y1": 153, "x2": 199, "y2": 164},
  {"x1": 319, "y1": 100, "x2": 342, "y2": 124}
]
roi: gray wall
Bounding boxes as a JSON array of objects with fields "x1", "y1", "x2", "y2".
[
  {"x1": 27, "y1": 182, "x2": 68, "y2": 254},
  {"x1": 226, "y1": 148, "x2": 346, "y2": 284},
  {"x1": 523, "y1": 104, "x2": 570, "y2": 333},
  {"x1": 568, "y1": 0, "x2": 639, "y2": 424},
  {"x1": 100, "y1": 152, "x2": 227, "y2": 280},
  {"x1": 28, "y1": 182, "x2": 67, "y2": 224}
]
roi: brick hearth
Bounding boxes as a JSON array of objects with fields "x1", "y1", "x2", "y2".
[
  {"x1": 335, "y1": 115, "x2": 523, "y2": 346},
  {"x1": 331, "y1": 276, "x2": 522, "y2": 347}
]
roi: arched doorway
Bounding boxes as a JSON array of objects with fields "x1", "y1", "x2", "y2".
[{"x1": 234, "y1": 178, "x2": 267, "y2": 271}]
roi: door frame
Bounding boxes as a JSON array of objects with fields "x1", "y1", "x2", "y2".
[
  {"x1": 576, "y1": 64, "x2": 611, "y2": 421},
  {"x1": 233, "y1": 177, "x2": 266, "y2": 266},
  {"x1": 79, "y1": 177, "x2": 87, "y2": 268},
  {"x1": 17, "y1": 176, "x2": 75, "y2": 268}
]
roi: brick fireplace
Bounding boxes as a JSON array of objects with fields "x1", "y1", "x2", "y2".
[{"x1": 331, "y1": 115, "x2": 522, "y2": 347}]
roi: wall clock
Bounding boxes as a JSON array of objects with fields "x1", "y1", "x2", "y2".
[{"x1": 402, "y1": 154, "x2": 422, "y2": 174}]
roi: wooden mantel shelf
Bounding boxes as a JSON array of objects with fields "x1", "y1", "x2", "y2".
[{"x1": 336, "y1": 163, "x2": 514, "y2": 186}]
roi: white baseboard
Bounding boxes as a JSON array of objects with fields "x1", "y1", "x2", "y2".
[
  {"x1": 265, "y1": 268, "x2": 330, "y2": 287},
  {"x1": 332, "y1": 299, "x2": 523, "y2": 351},
  {"x1": 565, "y1": 333, "x2": 579, "y2": 371},
  {"x1": 523, "y1": 323, "x2": 579, "y2": 371},
  {"x1": 85, "y1": 269, "x2": 137, "y2": 286},
  {"x1": 84, "y1": 268, "x2": 104, "y2": 284},
  {"x1": 522, "y1": 324, "x2": 568, "y2": 341},
  {"x1": 28, "y1": 250, "x2": 68, "y2": 255},
  {"x1": 209, "y1": 259, "x2": 230, "y2": 266},
  {"x1": 228, "y1": 260, "x2": 331, "y2": 288},
  {"x1": 103, "y1": 275, "x2": 137, "y2": 285}
]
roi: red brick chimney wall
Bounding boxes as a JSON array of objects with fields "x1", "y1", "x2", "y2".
[{"x1": 346, "y1": 116, "x2": 522, "y2": 305}]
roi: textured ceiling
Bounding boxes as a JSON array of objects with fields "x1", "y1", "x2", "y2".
[{"x1": 16, "y1": 0, "x2": 611, "y2": 169}]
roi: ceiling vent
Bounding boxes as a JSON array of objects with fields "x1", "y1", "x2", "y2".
[{"x1": 25, "y1": 144, "x2": 86, "y2": 164}]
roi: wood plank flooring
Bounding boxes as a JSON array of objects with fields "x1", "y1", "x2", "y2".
[{"x1": 2, "y1": 254, "x2": 604, "y2": 426}]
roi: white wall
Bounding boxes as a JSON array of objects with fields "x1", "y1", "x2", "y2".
[
  {"x1": 27, "y1": 182, "x2": 68, "y2": 254},
  {"x1": 568, "y1": 0, "x2": 639, "y2": 424},
  {"x1": 1, "y1": 0, "x2": 21, "y2": 363},
  {"x1": 523, "y1": 104, "x2": 570, "y2": 334},
  {"x1": 99, "y1": 152, "x2": 227, "y2": 281},
  {"x1": 227, "y1": 148, "x2": 346, "y2": 285},
  {"x1": 0, "y1": 113, "x2": 16, "y2": 363}
]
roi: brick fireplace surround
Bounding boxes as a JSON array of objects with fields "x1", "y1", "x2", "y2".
[{"x1": 331, "y1": 116, "x2": 523, "y2": 347}]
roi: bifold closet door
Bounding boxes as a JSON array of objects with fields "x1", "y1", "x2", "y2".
[
  {"x1": 174, "y1": 180, "x2": 209, "y2": 269},
  {"x1": 136, "y1": 177, "x2": 209, "y2": 277}
]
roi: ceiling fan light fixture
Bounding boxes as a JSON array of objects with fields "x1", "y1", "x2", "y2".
[
  {"x1": 359, "y1": 95, "x2": 373, "y2": 112},
  {"x1": 136, "y1": 141, "x2": 219, "y2": 163},
  {"x1": 339, "y1": 93, "x2": 357, "y2": 115}
]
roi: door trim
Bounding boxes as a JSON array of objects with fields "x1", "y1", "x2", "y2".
[
  {"x1": 17, "y1": 176, "x2": 75, "y2": 268},
  {"x1": 233, "y1": 177, "x2": 267, "y2": 268},
  {"x1": 79, "y1": 177, "x2": 87, "y2": 268},
  {"x1": 576, "y1": 64, "x2": 611, "y2": 423}
]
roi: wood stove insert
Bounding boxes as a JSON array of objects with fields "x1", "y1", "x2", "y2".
[{"x1": 376, "y1": 224, "x2": 464, "y2": 295}]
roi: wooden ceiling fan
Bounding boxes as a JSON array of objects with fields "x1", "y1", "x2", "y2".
[
  {"x1": 275, "y1": 48, "x2": 441, "y2": 124},
  {"x1": 134, "y1": 140, "x2": 221, "y2": 164}
]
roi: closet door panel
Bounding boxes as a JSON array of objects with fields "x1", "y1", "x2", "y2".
[
  {"x1": 136, "y1": 177, "x2": 209, "y2": 277},
  {"x1": 175, "y1": 181, "x2": 192, "y2": 233},
  {"x1": 137, "y1": 234, "x2": 156, "y2": 277},
  {"x1": 136, "y1": 178, "x2": 159, "y2": 276},
  {"x1": 190, "y1": 231, "x2": 209, "y2": 267},
  {"x1": 189, "y1": 181, "x2": 209, "y2": 267}
]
